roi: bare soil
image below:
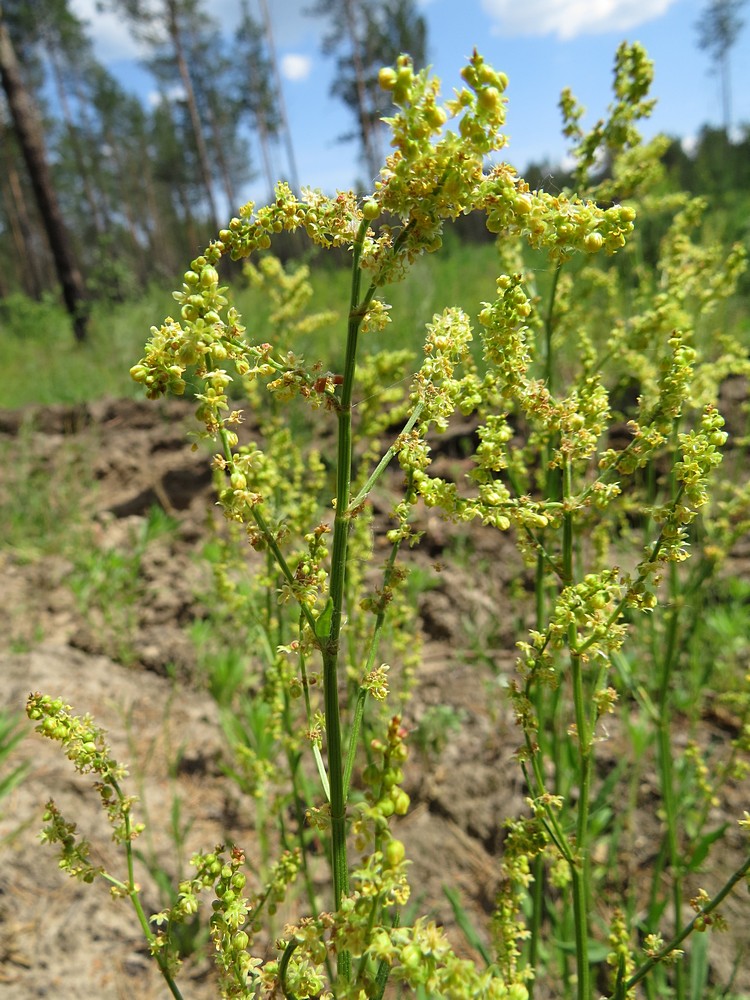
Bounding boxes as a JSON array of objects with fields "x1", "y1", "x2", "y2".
[{"x1": 0, "y1": 397, "x2": 748, "y2": 999}]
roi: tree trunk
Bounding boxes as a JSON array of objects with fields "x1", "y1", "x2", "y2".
[
  {"x1": 720, "y1": 49, "x2": 732, "y2": 133},
  {"x1": 340, "y1": 0, "x2": 379, "y2": 180},
  {"x1": 204, "y1": 91, "x2": 237, "y2": 211},
  {"x1": 0, "y1": 136, "x2": 46, "y2": 297},
  {"x1": 0, "y1": 12, "x2": 88, "y2": 340},
  {"x1": 258, "y1": 0, "x2": 300, "y2": 191},
  {"x1": 166, "y1": 0, "x2": 220, "y2": 231},
  {"x1": 49, "y1": 47, "x2": 106, "y2": 236}
]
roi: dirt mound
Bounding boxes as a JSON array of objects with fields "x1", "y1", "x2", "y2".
[
  {"x1": 0, "y1": 398, "x2": 527, "y2": 998},
  {"x1": 0, "y1": 645, "x2": 228, "y2": 1000},
  {"x1": 1, "y1": 398, "x2": 748, "y2": 999}
]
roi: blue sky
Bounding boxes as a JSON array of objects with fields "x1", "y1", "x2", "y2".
[{"x1": 71, "y1": 0, "x2": 750, "y2": 204}]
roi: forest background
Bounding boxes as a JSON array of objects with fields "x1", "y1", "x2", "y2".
[{"x1": 0, "y1": 0, "x2": 749, "y2": 367}]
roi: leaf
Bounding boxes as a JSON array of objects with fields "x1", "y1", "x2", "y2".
[
  {"x1": 688, "y1": 930, "x2": 709, "y2": 1000},
  {"x1": 687, "y1": 824, "x2": 729, "y2": 872},
  {"x1": 443, "y1": 885, "x2": 492, "y2": 966},
  {"x1": 315, "y1": 598, "x2": 334, "y2": 639}
]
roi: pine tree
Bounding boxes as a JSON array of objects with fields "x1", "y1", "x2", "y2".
[
  {"x1": 0, "y1": 2, "x2": 88, "y2": 338},
  {"x1": 696, "y1": 0, "x2": 747, "y2": 133},
  {"x1": 100, "y1": 0, "x2": 223, "y2": 231},
  {"x1": 306, "y1": 0, "x2": 427, "y2": 182}
]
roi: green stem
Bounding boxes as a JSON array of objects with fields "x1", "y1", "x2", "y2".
[
  {"x1": 280, "y1": 938, "x2": 301, "y2": 1000},
  {"x1": 525, "y1": 545, "x2": 546, "y2": 993},
  {"x1": 112, "y1": 781, "x2": 184, "y2": 1000},
  {"x1": 528, "y1": 502, "x2": 551, "y2": 992},
  {"x1": 561, "y1": 458, "x2": 591, "y2": 1000},
  {"x1": 343, "y1": 687, "x2": 368, "y2": 801},
  {"x1": 298, "y1": 623, "x2": 332, "y2": 800},
  {"x1": 251, "y1": 506, "x2": 319, "y2": 636},
  {"x1": 527, "y1": 852, "x2": 544, "y2": 993},
  {"x1": 279, "y1": 695, "x2": 335, "y2": 983},
  {"x1": 619, "y1": 852, "x2": 750, "y2": 996},
  {"x1": 569, "y1": 653, "x2": 591, "y2": 1000},
  {"x1": 654, "y1": 424, "x2": 686, "y2": 999},
  {"x1": 521, "y1": 756, "x2": 575, "y2": 867},
  {"x1": 656, "y1": 559, "x2": 685, "y2": 1000},
  {"x1": 321, "y1": 217, "x2": 372, "y2": 983},
  {"x1": 349, "y1": 401, "x2": 425, "y2": 509}
]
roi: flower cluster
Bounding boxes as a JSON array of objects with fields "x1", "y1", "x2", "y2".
[
  {"x1": 352, "y1": 715, "x2": 410, "y2": 856},
  {"x1": 481, "y1": 165, "x2": 637, "y2": 262},
  {"x1": 561, "y1": 42, "x2": 656, "y2": 196},
  {"x1": 674, "y1": 405, "x2": 727, "y2": 510},
  {"x1": 606, "y1": 908, "x2": 636, "y2": 994},
  {"x1": 409, "y1": 306, "x2": 475, "y2": 431},
  {"x1": 26, "y1": 693, "x2": 140, "y2": 848},
  {"x1": 36, "y1": 799, "x2": 103, "y2": 884},
  {"x1": 374, "y1": 51, "x2": 508, "y2": 230},
  {"x1": 153, "y1": 845, "x2": 303, "y2": 997},
  {"x1": 208, "y1": 847, "x2": 300, "y2": 993},
  {"x1": 545, "y1": 570, "x2": 626, "y2": 659}
]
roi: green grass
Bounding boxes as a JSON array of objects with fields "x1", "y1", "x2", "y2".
[
  {"x1": 0, "y1": 708, "x2": 29, "y2": 816},
  {"x1": 0, "y1": 422, "x2": 93, "y2": 560},
  {"x1": 4, "y1": 235, "x2": 747, "y2": 413},
  {"x1": 0, "y1": 241, "x2": 517, "y2": 409},
  {"x1": 0, "y1": 286, "x2": 176, "y2": 407}
]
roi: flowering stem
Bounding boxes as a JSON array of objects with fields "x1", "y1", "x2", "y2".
[
  {"x1": 655, "y1": 435, "x2": 686, "y2": 1000},
  {"x1": 114, "y1": 781, "x2": 184, "y2": 1000},
  {"x1": 350, "y1": 401, "x2": 425, "y2": 509},
  {"x1": 543, "y1": 262, "x2": 562, "y2": 391},
  {"x1": 343, "y1": 533, "x2": 403, "y2": 798},
  {"x1": 217, "y1": 423, "x2": 319, "y2": 638},
  {"x1": 562, "y1": 457, "x2": 591, "y2": 1000},
  {"x1": 619, "y1": 852, "x2": 750, "y2": 997},
  {"x1": 569, "y1": 659, "x2": 591, "y2": 1000},
  {"x1": 528, "y1": 260, "x2": 564, "y2": 993},
  {"x1": 321, "y1": 217, "x2": 374, "y2": 982},
  {"x1": 574, "y1": 484, "x2": 687, "y2": 659}
]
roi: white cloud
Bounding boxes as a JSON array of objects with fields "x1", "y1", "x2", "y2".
[
  {"x1": 681, "y1": 133, "x2": 698, "y2": 155},
  {"x1": 481, "y1": 0, "x2": 678, "y2": 40},
  {"x1": 281, "y1": 53, "x2": 313, "y2": 82},
  {"x1": 147, "y1": 85, "x2": 187, "y2": 109},
  {"x1": 69, "y1": 0, "x2": 147, "y2": 61}
]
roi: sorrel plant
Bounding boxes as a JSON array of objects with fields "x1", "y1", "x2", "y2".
[{"x1": 27, "y1": 45, "x2": 750, "y2": 1000}]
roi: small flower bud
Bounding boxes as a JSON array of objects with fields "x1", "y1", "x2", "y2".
[
  {"x1": 201, "y1": 266, "x2": 220, "y2": 288},
  {"x1": 233, "y1": 931, "x2": 249, "y2": 951},
  {"x1": 384, "y1": 838, "x2": 405, "y2": 867},
  {"x1": 427, "y1": 106, "x2": 448, "y2": 128},
  {"x1": 378, "y1": 67, "x2": 397, "y2": 91},
  {"x1": 478, "y1": 86, "x2": 502, "y2": 112},
  {"x1": 515, "y1": 194, "x2": 534, "y2": 215},
  {"x1": 392, "y1": 789, "x2": 410, "y2": 815}
]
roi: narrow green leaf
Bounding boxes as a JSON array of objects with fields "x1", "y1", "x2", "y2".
[{"x1": 315, "y1": 597, "x2": 334, "y2": 639}]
